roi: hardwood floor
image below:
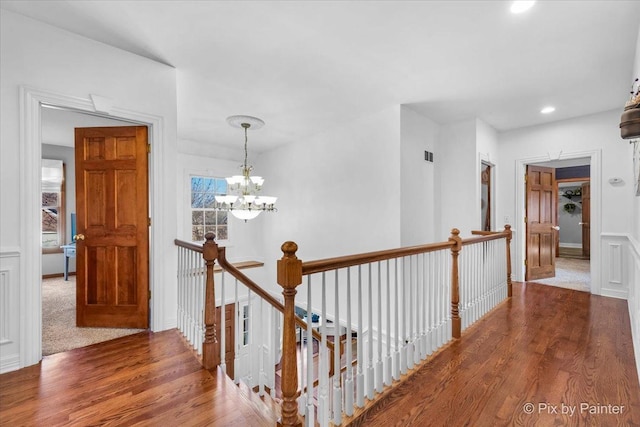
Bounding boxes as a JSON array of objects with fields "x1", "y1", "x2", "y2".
[
  {"x1": 1, "y1": 282, "x2": 638, "y2": 426},
  {"x1": 0, "y1": 330, "x2": 276, "y2": 426},
  {"x1": 354, "y1": 282, "x2": 640, "y2": 426}
]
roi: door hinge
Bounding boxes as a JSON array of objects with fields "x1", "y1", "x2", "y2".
[
  {"x1": 524, "y1": 259, "x2": 527, "y2": 266},
  {"x1": 524, "y1": 216, "x2": 527, "y2": 223},
  {"x1": 148, "y1": 217, "x2": 151, "y2": 227},
  {"x1": 149, "y1": 290, "x2": 151, "y2": 301},
  {"x1": 524, "y1": 174, "x2": 527, "y2": 183},
  {"x1": 147, "y1": 144, "x2": 151, "y2": 153}
]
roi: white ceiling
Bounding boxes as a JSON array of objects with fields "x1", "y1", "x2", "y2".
[{"x1": 2, "y1": 1, "x2": 639, "y2": 153}]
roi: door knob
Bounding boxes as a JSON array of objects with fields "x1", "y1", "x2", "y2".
[
  {"x1": 73, "y1": 234, "x2": 85, "y2": 241},
  {"x1": 551, "y1": 226, "x2": 560, "y2": 231}
]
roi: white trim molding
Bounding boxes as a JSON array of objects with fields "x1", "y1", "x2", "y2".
[
  {"x1": 0, "y1": 248, "x2": 20, "y2": 373},
  {"x1": 514, "y1": 149, "x2": 602, "y2": 296},
  {"x1": 600, "y1": 233, "x2": 628, "y2": 299},
  {"x1": 627, "y1": 235, "x2": 640, "y2": 385},
  {"x1": 19, "y1": 86, "x2": 167, "y2": 370}
]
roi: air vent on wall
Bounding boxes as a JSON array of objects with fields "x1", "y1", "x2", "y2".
[{"x1": 424, "y1": 151, "x2": 434, "y2": 162}]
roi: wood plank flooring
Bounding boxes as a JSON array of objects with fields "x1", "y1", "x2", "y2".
[
  {"x1": 0, "y1": 330, "x2": 276, "y2": 426},
  {"x1": 1, "y1": 282, "x2": 639, "y2": 426},
  {"x1": 354, "y1": 282, "x2": 640, "y2": 426}
]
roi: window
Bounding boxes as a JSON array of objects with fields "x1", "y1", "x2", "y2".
[
  {"x1": 42, "y1": 159, "x2": 65, "y2": 253},
  {"x1": 242, "y1": 304, "x2": 250, "y2": 346},
  {"x1": 190, "y1": 176, "x2": 228, "y2": 242}
]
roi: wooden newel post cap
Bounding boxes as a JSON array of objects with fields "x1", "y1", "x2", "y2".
[
  {"x1": 278, "y1": 241, "x2": 302, "y2": 289},
  {"x1": 449, "y1": 228, "x2": 462, "y2": 249},
  {"x1": 203, "y1": 232, "x2": 218, "y2": 261}
]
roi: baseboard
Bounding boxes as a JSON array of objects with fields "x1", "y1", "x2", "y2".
[
  {"x1": 600, "y1": 288, "x2": 628, "y2": 300},
  {"x1": 0, "y1": 352, "x2": 20, "y2": 374},
  {"x1": 42, "y1": 272, "x2": 76, "y2": 279},
  {"x1": 559, "y1": 243, "x2": 582, "y2": 249}
]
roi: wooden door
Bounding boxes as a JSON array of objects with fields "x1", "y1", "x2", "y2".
[
  {"x1": 216, "y1": 304, "x2": 235, "y2": 378},
  {"x1": 526, "y1": 165, "x2": 557, "y2": 281},
  {"x1": 581, "y1": 182, "x2": 591, "y2": 259},
  {"x1": 75, "y1": 126, "x2": 149, "y2": 328}
]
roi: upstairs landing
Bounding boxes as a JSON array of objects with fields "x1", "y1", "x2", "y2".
[{"x1": 0, "y1": 330, "x2": 277, "y2": 426}]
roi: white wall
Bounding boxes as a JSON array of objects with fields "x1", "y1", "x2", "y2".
[
  {"x1": 438, "y1": 118, "x2": 500, "y2": 240},
  {"x1": 259, "y1": 106, "x2": 402, "y2": 314},
  {"x1": 558, "y1": 183, "x2": 585, "y2": 246},
  {"x1": 400, "y1": 105, "x2": 440, "y2": 246},
  {"x1": 0, "y1": 10, "x2": 178, "y2": 372},
  {"x1": 438, "y1": 119, "x2": 477, "y2": 240},
  {"x1": 497, "y1": 109, "x2": 633, "y2": 297},
  {"x1": 628, "y1": 25, "x2": 640, "y2": 386},
  {"x1": 477, "y1": 118, "x2": 500, "y2": 230}
]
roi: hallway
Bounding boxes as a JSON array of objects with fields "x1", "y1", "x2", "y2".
[
  {"x1": 2, "y1": 282, "x2": 638, "y2": 426},
  {"x1": 355, "y1": 282, "x2": 639, "y2": 426}
]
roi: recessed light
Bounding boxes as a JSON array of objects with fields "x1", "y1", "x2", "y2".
[
  {"x1": 511, "y1": 1, "x2": 536, "y2": 14},
  {"x1": 541, "y1": 106, "x2": 556, "y2": 114}
]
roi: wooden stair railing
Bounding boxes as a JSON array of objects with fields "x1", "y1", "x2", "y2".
[
  {"x1": 470, "y1": 224, "x2": 513, "y2": 297},
  {"x1": 176, "y1": 225, "x2": 512, "y2": 427},
  {"x1": 276, "y1": 225, "x2": 513, "y2": 426},
  {"x1": 174, "y1": 233, "x2": 333, "y2": 369}
]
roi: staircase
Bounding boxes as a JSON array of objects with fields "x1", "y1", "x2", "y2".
[{"x1": 174, "y1": 225, "x2": 513, "y2": 426}]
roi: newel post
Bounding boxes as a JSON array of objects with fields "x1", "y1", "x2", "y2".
[
  {"x1": 277, "y1": 242, "x2": 303, "y2": 427},
  {"x1": 504, "y1": 224, "x2": 513, "y2": 297},
  {"x1": 449, "y1": 228, "x2": 462, "y2": 339},
  {"x1": 202, "y1": 233, "x2": 219, "y2": 370}
]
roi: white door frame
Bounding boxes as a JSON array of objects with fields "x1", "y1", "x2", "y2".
[
  {"x1": 514, "y1": 149, "x2": 601, "y2": 295},
  {"x1": 20, "y1": 86, "x2": 167, "y2": 368}
]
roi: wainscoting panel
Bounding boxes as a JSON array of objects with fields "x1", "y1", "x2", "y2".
[
  {"x1": 629, "y1": 236, "x2": 640, "y2": 385},
  {"x1": 0, "y1": 248, "x2": 20, "y2": 373},
  {"x1": 600, "y1": 234, "x2": 628, "y2": 299}
]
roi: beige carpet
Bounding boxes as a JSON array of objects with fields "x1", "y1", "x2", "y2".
[
  {"x1": 529, "y1": 257, "x2": 591, "y2": 292},
  {"x1": 42, "y1": 276, "x2": 146, "y2": 356}
]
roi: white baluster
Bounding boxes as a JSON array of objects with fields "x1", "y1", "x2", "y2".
[
  {"x1": 234, "y1": 278, "x2": 240, "y2": 384},
  {"x1": 356, "y1": 265, "x2": 365, "y2": 407},
  {"x1": 259, "y1": 298, "x2": 265, "y2": 397},
  {"x1": 393, "y1": 258, "x2": 401, "y2": 380},
  {"x1": 220, "y1": 272, "x2": 226, "y2": 375},
  {"x1": 246, "y1": 289, "x2": 253, "y2": 386},
  {"x1": 407, "y1": 255, "x2": 414, "y2": 370},
  {"x1": 376, "y1": 262, "x2": 383, "y2": 393},
  {"x1": 270, "y1": 307, "x2": 278, "y2": 400},
  {"x1": 400, "y1": 257, "x2": 407, "y2": 375},
  {"x1": 344, "y1": 268, "x2": 354, "y2": 417},
  {"x1": 367, "y1": 263, "x2": 374, "y2": 400},
  {"x1": 333, "y1": 270, "x2": 342, "y2": 425},
  {"x1": 305, "y1": 276, "x2": 315, "y2": 426},
  {"x1": 384, "y1": 259, "x2": 392, "y2": 387},
  {"x1": 318, "y1": 273, "x2": 330, "y2": 426}
]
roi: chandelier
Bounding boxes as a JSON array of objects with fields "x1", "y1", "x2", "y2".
[{"x1": 214, "y1": 115, "x2": 277, "y2": 221}]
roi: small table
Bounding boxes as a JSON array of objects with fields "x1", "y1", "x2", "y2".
[{"x1": 60, "y1": 243, "x2": 76, "y2": 281}]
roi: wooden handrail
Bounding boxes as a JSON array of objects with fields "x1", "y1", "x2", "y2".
[
  {"x1": 461, "y1": 230, "x2": 509, "y2": 246},
  {"x1": 175, "y1": 237, "x2": 332, "y2": 355},
  {"x1": 174, "y1": 238, "x2": 204, "y2": 253},
  {"x1": 470, "y1": 230, "x2": 497, "y2": 236},
  {"x1": 216, "y1": 245, "x2": 331, "y2": 350},
  {"x1": 301, "y1": 240, "x2": 455, "y2": 275}
]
